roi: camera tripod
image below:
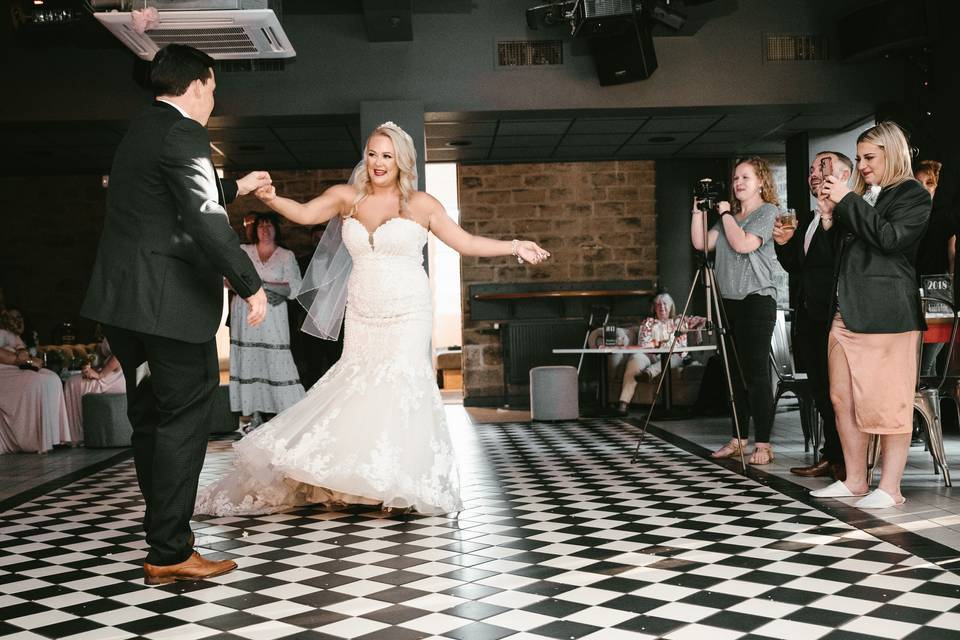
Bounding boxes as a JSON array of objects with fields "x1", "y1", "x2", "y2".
[{"x1": 630, "y1": 223, "x2": 749, "y2": 472}]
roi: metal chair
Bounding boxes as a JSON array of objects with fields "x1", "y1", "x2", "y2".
[
  {"x1": 867, "y1": 295, "x2": 957, "y2": 487},
  {"x1": 770, "y1": 308, "x2": 822, "y2": 459}
]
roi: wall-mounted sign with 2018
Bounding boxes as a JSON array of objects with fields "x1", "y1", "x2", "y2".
[{"x1": 922, "y1": 274, "x2": 953, "y2": 318}]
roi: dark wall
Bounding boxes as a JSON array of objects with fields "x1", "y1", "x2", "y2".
[
  {"x1": 2, "y1": 0, "x2": 903, "y2": 123},
  {"x1": 655, "y1": 158, "x2": 729, "y2": 317}
]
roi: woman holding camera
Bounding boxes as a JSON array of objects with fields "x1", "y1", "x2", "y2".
[
  {"x1": 691, "y1": 157, "x2": 780, "y2": 465},
  {"x1": 812, "y1": 122, "x2": 931, "y2": 508}
]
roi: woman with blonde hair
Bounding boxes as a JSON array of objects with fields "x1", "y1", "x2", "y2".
[
  {"x1": 813, "y1": 121, "x2": 931, "y2": 508},
  {"x1": 691, "y1": 157, "x2": 780, "y2": 465},
  {"x1": 197, "y1": 122, "x2": 550, "y2": 516}
]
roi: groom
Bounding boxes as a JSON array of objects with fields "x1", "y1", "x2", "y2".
[{"x1": 82, "y1": 44, "x2": 269, "y2": 584}]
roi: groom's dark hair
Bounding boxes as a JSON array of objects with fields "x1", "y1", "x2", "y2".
[{"x1": 150, "y1": 44, "x2": 216, "y2": 98}]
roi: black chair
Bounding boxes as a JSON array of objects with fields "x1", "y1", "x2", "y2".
[
  {"x1": 867, "y1": 295, "x2": 958, "y2": 487},
  {"x1": 770, "y1": 308, "x2": 822, "y2": 459}
]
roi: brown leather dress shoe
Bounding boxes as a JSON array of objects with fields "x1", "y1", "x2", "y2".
[
  {"x1": 143, "y1": 551, "x2": 237, "y2": 586},
  {"x1": 790, "y1": 459, "x2": 834, "y2": 477}
]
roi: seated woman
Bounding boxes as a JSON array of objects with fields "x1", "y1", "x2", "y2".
[
  {"x1": 0, "y1": 311, "x2": 71, "y2": 453},
  {"x1": 616, "y1": 292, "x2": 705, "y2": 414},
  {"x1": 63, "y1": 338, "x2": 125, "y2": 444}
]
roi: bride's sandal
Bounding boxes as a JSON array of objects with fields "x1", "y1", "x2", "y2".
[
  {"x1": 749, "y1": 444, "x2": 774, "y2": 465},
  {"x1": 711, "y1": 439, "x2": 746, "y2": 459}
]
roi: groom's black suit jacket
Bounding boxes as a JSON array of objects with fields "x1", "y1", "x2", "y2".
[{"x1": 82, "y1": 101, "x2": 261, "y2": 343}]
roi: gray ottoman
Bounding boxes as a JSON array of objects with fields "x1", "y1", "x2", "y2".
[
  {"x1": 82, "y1": 393, "x2": 133, "y2": 448},
  {"x1": 529, "y1": 366, "x2": 579, "y2": 421}
]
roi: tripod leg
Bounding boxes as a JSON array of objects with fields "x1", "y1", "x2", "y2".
[
  {"x1": 632, "y1": 269, "x2": 702, "y2": 463},
  {"x1": 577, "y1": 312, "x2": 595, "y2": 375},
  {"x1": 705, "y1": 268, "x2": 748, "y2": 471}
]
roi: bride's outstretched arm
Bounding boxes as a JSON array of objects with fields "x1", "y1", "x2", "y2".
[
  {"x1": 254, "y1": 183, "x2": 354, "y2": 225},
  {"x1": 424, "y1": 193, "x2": 550, "y2": 264}
]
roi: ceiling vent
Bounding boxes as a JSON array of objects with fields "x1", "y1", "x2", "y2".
[
  {"x1": 94, "y1": 8, "x2": 295, "y2": 60},
  {"x1": 764, "y1": 34, "x2": 828, "y2": 62},
  {"x1": 497, "y1": 40, "x2": 563, "y2": 66}
]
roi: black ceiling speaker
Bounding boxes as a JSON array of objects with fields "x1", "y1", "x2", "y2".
[{"x1": 586, "y1": 8, "x2": 658, "y2": 85}]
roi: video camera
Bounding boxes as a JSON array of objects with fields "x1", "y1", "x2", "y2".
[{"x1": 694, "y1": 178, "x2": 726, "y2": 215}]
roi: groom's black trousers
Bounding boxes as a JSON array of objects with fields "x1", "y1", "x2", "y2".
[{"x1": 104, "y1": 325, "x2": 218, "y2": 566}]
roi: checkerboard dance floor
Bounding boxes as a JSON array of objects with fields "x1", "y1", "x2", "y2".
[{"x1": 3, "y1": 419, "x2": 960, "y2": 640}]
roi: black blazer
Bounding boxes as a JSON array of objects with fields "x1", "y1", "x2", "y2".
[
  {"x1": 775, "y1": 218, "x2": 835, "y2": 326},
  {"x1": 829, "y1": 179, "x2": 931, "y2": 334},
  {"x1": 82, "y1": 102, "x2": 262, "y2": 343}
]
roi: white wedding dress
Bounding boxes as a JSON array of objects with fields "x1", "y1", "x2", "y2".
[{"x1": 196, "y1": 215, "x2": 462, "y2": 516}]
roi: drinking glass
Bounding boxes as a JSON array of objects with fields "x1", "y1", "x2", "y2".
[{"x1": 779, "y1": 208, "x2": 797, "y2": 231}]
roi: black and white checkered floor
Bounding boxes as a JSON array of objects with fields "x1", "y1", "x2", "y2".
[{"x1": 3, "y1": 418, "x2": 960, "y2": 640}]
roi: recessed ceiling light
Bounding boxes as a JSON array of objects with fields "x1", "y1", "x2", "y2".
[
  {"x1": 649, "y1": 136, "x2": 676, "y2": 143},
  {"x1": 446, "y1": 140, "x2": 472, "y2": 147}
]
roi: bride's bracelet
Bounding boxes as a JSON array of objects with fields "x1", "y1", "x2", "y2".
[{"x1": 512, "y1": 239, "x2": 523, "y2": 264}]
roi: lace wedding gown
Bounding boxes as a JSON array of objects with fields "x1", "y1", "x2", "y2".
[{"x1": 196, "y1": 215, "x2": 462, "y2": 516}]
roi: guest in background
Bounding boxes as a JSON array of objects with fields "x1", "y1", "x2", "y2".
[
  {"x1": 930, "y1": 152, "x2": 960, "y2": 282},
  {"x1": 812, "y1": 121, "x2": 931, "y2": 508},
  {"x1": 774, "y1": 150, "x2": 853, "y2": 482},
  {"x1": 915, "y1": 159, "x2": 950, "y2": 377},
  {"x1": 229, "y1": 213, "x2": 306, "y2": 431},
  {"x1": 615, "y1": 292, "x2": 705, "y2": 415},
  {"x1": 691, "y1": 157, "x2": 780, "y2": 465},
  {"x1": 0, "y1": 310, "x2": 71, "y2": 453},
  {"x1": 63, "y1": 338, "x2": 125, "y2": 444}
]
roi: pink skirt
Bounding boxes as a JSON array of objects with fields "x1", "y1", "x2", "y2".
[{"x1": 827, "y1": 315, "x2": 918, "y2": 435}]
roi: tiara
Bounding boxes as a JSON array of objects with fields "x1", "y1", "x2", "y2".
[{"x1": 378, "y1": 121, "x2": 399, "y2": 130}]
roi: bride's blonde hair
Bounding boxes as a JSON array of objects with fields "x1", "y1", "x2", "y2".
[{"x1": 350, "y1": 122, "x2": 419, "y2": 209}]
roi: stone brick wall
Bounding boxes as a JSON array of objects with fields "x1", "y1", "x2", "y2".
[
  {"x1": 458, "y1": 161, "x2": 658, "y2": 403},
  {"x1": 0, "y1": 169, "x2": 350, "y2": 344}
]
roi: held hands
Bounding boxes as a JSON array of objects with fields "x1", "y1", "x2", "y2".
[
  {"x1": 263, "y1": 282, "x2": 291, "y2": 306},
  {"x1": 245, "y1": 287, "x2": 268, "y2": 326},
  {"x1": 236, "y1": 171, "x2": 272, "y2": 197},
  {"x1": 515, "y1": 241, "x2": 551, "y2": 265},
  {"x1": 254, "y1": 184, "x2": 277, "y2": 205},
  {"x1": 81, "y1": 365, "x2": 101, "y2": 380},
  {"x1": 772, "y1": 218, "x2": 795, "y2": 245},
  {"x1": 265, "y1": 289, "x2": 287, "y2": 306},
  {"x1": 820, "y1": 175, "x2": 850, "y2": 204}
]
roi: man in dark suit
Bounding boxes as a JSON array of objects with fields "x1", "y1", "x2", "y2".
[
  {"x1": 82, "y1": 45, "x2": 270, "y2": 585},
  {"x1": 773, "y1": 150, "x2": 852, "y2": 481}
]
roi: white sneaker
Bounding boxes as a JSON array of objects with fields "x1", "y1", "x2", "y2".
[
  {"x1": 854, "y1": 488, "x2": 905, "y2": 509},
  {"x1": 810, "y1": 480, "x2": 869, "y2": 498}
]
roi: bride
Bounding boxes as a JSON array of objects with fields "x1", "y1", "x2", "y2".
[{"x1": 195, "y1": 122, "x2": 550, "y2": 516}]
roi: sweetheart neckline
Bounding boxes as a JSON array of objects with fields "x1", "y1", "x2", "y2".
[{"x1": 344, "y1": 215, "x2": 428, "y2": 238}]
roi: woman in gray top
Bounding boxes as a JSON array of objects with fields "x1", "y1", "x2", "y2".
[{"x1": 691, "y1": 157, "x2": 780, "y2": 465}]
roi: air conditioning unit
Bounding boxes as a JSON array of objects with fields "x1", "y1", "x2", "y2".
[{"x1": 94, "y1": 8, "x2": 295, "y2": 60}]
